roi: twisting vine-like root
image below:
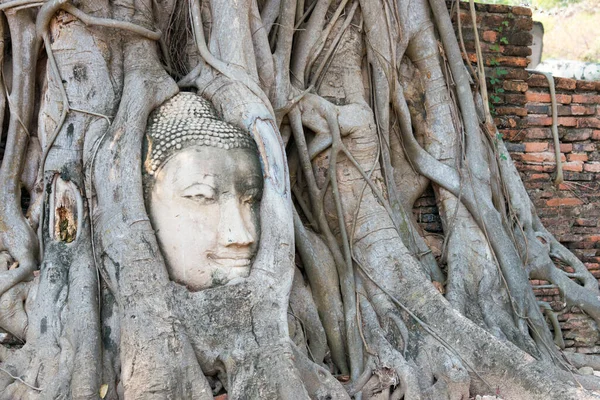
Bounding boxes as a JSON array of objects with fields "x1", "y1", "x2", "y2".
[
  {"x1": 294, "y1": 209, "x2": 349, "y2": 374},
  {"x1": 0, "y1": 10, "x2": 40, "y2": 297}
]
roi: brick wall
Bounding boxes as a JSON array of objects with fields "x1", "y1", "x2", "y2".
[
  {"x1": 414, "y1": 1, "x2": 600, "y2": 353},
  {"x1": 503, "y1": 75, "x2": 600, "y2": 353}
]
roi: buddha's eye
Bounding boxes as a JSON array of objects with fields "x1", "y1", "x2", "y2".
[
  {"x1": 181, "y1": 184, "x2": 216, "y2": 205},
  {"x1": 241, "y1": 188, "x2": 262, "y2": 205}
]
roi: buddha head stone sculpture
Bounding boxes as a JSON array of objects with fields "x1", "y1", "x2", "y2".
[{"x1": 143, "y1": 92, "x2": 263, "y2": 291}]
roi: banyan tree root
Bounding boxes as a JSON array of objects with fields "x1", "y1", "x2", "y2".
[{"x1": 0, "y1": 9, "x2": 40, "y2": 298}]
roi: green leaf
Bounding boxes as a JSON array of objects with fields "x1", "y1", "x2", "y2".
[
  {"x1": 496, "y1": 88, "x2": 505, "y2": 93},
  {"x1": 500, "y1": 37, "x2": 509, "y2": 44}
]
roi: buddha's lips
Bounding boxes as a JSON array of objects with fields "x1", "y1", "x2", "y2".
[{"x1": 208, "y1": 254, "x2": 253, "y2": 267}]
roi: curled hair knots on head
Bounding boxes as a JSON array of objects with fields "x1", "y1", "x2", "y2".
[{"x1": 143, "y1": 92, "x2": 258, "y2": 177}]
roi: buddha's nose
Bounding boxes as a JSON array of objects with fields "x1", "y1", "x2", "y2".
[{"x1": 218, "y1": 198, "x2": 255, "y2": 247}]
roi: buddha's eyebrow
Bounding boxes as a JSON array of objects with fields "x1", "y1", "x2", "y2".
[
  {"x1": 174, "y1": 173, "x2": 216, "y2": 188},
  {"x1": 181, "y1": 181, "x2": 216, "y2": 192}
]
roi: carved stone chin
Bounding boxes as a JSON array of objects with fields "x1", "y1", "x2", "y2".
[{"x1": 144, "y1": 93, "x2": 263, "y2": 291}]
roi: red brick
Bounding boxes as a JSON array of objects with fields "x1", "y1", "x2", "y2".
[
  {"x1": 502, "y1": 129, "x2": 523, "y2": 140},
  {"x1": 526, "y1": 128, "x2": 551, "y2": 139},
  {"x1": 529, "y1": 173, "x2": 550, "y2": 181},
  {"x1": 572, "y1": 94, "x2": 600, "y2": 104},
  {"x1": 526, "y1": 115, "x2": 552, "y2": 126},
  {"x1": 527, "y1": 74, "x2": 549, "y2": 88},
  {"x1": 518, "y1": 163, "x2": 545, "y2": 171},
  {"x1": 555, "y1": 78, "x2": 577, "y2": 90},
  {"x1": 521, "y1": 152, "x2": 564, "y2": 162},
  {"x1": 556, "y1": 94, "x2": 573, "y2": 104},
  {"x1": 576, "y1": 80, "x2": 597, "y2": 91},
  {"x1": 482, "y1": 14, "x2": 506, "y2": 27},
  {"x1": 525, "y1": 181, "x2": 544, "y2": 189},
  {"x1": 558, "y1": 105, "x2": 574, "y2": 116},
  {"x1": 584, "y1": 163, "x2": 600, "y2": 173},
  {"x1": 503, "y1": 80, "x2": 528, "y2": 92},
  {"x1": 558, "y1": 185, "x2": 570, "y2": 194},
  {"x1": 559, "y1": 235, "x2": 585, "y2": 243},
  {"x1": 575, "y1": 218, "x2": 597, "y2": 227},
  {"x1": 496, "y1": 106, "x2": 527, "y2": 117},
  {"x1": 573, "y1": 142, "x2": 596, "y2": 151},
  {"x1": 508, "y1": 31, "x2": 533, "y2": 46},
  {"x1": 513, "y1": 16, "x2": 533, "y2": 31},
  {"x1": 482, "y1": 30, "x2": 498, "y2": 43},
  {"x1": 526, "y1": 92, "x2": 550, "y2": 102},
  {"x1": 560, "y1": 143, "x2": 573, "y2": 153},
  {"x1": 524, "y1": 142, "x2": 548, "y2": 152},
  {"x1": 503, "y1": 45, "x2": 532, "y2": 57},
  {"x1": 487, "y1": 4, "x2": 510, "y2": 12},
  {"x1": 486, "y1": 56, "x2": 528, "y2": 67},
  {"x1": 562, "y1": 161, "x2": 583, "y2": 172},
  {"x1": 525, "y1": 92, "x2": 571, "y2": 104},
  {"x1": 494, "y1": 117, "x2": 517, "y2": 128},
  {"x1": 567, "y1": 153, "x2": 588, "y2": 162},
  {"x1": 571, "y1": 105, "x2": 596, "y2": 115},
  {"x1": 526, "y1": 104, "x2": 550, "y2": 114},
  {"x1": 455, "y1": 10, "x2": 481, "y2": 25},
  {"x1": 562, "y1": 129, "x2": 592, "y2": 141},
  {"x1": 558, "y1": 117, "x2": 578, "y2": 127},
  {"x1": 593, "y1": 130, "x2": 600, "y2": 140},
  {"x1": 577, "y1": 118, "x2": 600, "y2": 129},
  {"x1": 512, "y1": 5, "x2": 532, "y2": 15},
  {"x1": 494, "y1": 67, "x2": 529, "y2": 80},
  {"x1": 546, "y1": 198, "x2": 583, "y2": 207},
  {"x1": 505, "y1": 94, "x2": 527, "y2": 104}
]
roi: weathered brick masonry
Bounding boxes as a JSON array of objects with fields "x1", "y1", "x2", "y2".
[{"x1": 414, "y1": 1, "x2": 600, "y2": 352}]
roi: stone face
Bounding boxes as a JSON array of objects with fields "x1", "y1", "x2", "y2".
[{"x1": 145, "y1": 93, "x2": 263, "y2": 292}]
